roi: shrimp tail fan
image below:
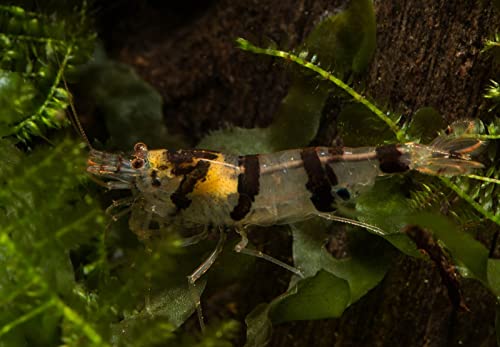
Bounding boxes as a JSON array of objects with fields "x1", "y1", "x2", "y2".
[{"x1": 408, "y1": 136, "x2": 487, "y2": 176}]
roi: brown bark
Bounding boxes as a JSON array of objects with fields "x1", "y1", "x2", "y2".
[{"x1": 100, "y1": 0, "x2": 499, "y2": 346}]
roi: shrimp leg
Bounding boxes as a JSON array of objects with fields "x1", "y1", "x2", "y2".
[
  {"x1": 234, "y1": 227, "x2": 304, "y2": 278},
  {"x1": 187, "y1": 228, "x2": 227, "y2": 331},
  {"x1": 315, "y1": 212, "x2": 387, "y2": 236},
  {"x1": 179, "y1": 225, "x2": 210, "y2": 247}
]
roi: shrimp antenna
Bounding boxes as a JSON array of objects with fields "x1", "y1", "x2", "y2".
[
  {"x1": 62, "y1": 76, "x2": 94, "y2": 150},
  {"x1": 55, "y1": 44, "x2": 93, "y2": 151}
]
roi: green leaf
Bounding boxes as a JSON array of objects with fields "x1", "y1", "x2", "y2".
[
  {"x1": 110, "y1": 282, "x2": 206, "y2": 345},
  {"x1": 405, "y1": 107, "x2": 446, "y2": 143},
  {"x1": 74, "y1": 58, "x2": 186, "y2": 151},
  {"x1": 408, "y1": 213, "x2": 489, "y2": 283},
  {"x1": 267, "y1": 81, "x2": 330, "y2": 150},
  {"x1": 244, "y1": 219, "x2": 394, "y2": 342},
  {"x1": 267, "y1": 0, "x2": 376, "y2": 150},
  {"x1": 354, "y1": 177, "x2": 422, "y2": 257},
  {"x1": 271, "y1": 270, "x2": 350, "y2": 322},
  {"x1": 488, "y1": 259, "x2": 500, "y2": 297},
  {"x1": 291, "y1": 219, "x2": 393, "y2": 302},
  {"x1": 337, "y1": 103, "x2": 396, "y2": 146},
  {"x1": 188, "y1": 126, "x2": 272, "y2": 155},
  {"x1": 304, "y1": 0, "x2": 376, "y2": 75},
  {"x1": 245, "y1": 304, "x2": 274, "y2": 347}
]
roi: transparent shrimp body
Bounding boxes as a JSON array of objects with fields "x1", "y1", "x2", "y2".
[{"x1": 87, "y1": 136, "x2": 485, "y2": 239}]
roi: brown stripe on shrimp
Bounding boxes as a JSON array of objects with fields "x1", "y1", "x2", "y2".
[
  {"x1": 170, "y1": 160, "x2": 212, "y2": 210},
  {"x1": 167, "y1": 149, "x2": 219, "y2": 175},
  {"x1": 230, "y1": 155, "x2": 260, "y2": 221},
  {"x1": 300, "y1": 147, "x2": 336, "y2": 212},
  {"x1": 375, "y1": 144, "x2": 410, "y2": 173}
]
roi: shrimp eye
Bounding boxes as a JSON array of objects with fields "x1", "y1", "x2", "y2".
[
  {"x1": 134, "y1": 142, "x2": 148, "y2": 153},
  {"x1": 132, "y1": 158, "x2": 145, "y2": 169}
]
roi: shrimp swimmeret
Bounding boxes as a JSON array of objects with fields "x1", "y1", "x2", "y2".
[{"x1": 87, "y1": 136, "x2": 485, "y2": 276}]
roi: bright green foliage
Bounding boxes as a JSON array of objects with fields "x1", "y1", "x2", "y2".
[
  {"x1": 0, "y1": 4, "x2": 244, "y2": 347},
  {"x1": 0, "y1": 4, "x2": 94, "y2": 141},
  {"x1": 483, "y1": 32, "x2": 500, "y2": 65},
  {"x1": 485, "y1": 80, "x2": 500, "y2": 105},
  {"x1": 0, "y1": 138, "x2": 106, "y2": 346},
  {"x1": 485, "y1": 80, "x2": 500, "y2": 112}
]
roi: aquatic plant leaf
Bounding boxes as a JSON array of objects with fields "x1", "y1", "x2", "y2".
[
  {"x1": 337, "y1": 103, "x2": 396, "y2": 146},
  {"x1": 271, "y1": 270, "x2": 350, "y2": 322},
  {"x1": 304, "y1": 0, "x2": 376, "y2": 76},
  {"x1": 197, "y1": 127, "x2": 272, "y2": 155},
  {"x1": 0, "y1": 71, "x2": 36, "y2": 125},
  {"x1": 487, "y1": 259, "x2": 500, "y2": 297},
  {"x1": 267, "y1": 81, "x2": 330, "y2": 150},
  {"x1": 244, "y1": 219, "x2": 393, "y2": 341},
  {"x1": 290, "y1": 219, "x2": 393, "y2": 303},
  {"x1": 408, "y1": 213, "x2": 489, "y2": 284},
  {"x1": 110, "y1": 282, "x2": 205, "y2": 346},
  {"x1": 267, "y1": 0, "x2": 376, "y2": 150},
  {"x1": 405, "y1": 107, "x2": 446, "y2": 143},
  {"x1": 75, "y1": 57, "x2": 186, "y2": 151},
  {"x1": 245, "y1": 303, "x2": 274, "y2": 347},
  {"x1": 354, "y1": 177, "x2": 422, "y2": 257}
]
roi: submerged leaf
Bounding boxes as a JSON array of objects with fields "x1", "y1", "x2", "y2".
[
  {"x1": 304, "y1": 0, "x2": 376, "y2": 75},
  {"x1": 337, "y1": 103, "x2": 396, "y2": 146},
  {"x1": 75, "y1": 58, "x2": 185, "y2": 151},
  {"x1": 244, "y1": 219, "x2": 394, "y2": 342},
  {"x1": 487, "y1": 259, "x2": 500, "y2": 297},
  {"x1": 271, "y1": 270, "x2": 350, "y2": 322},
  {"x1": 408, "y1": 213, "x2": 489, "y2": 283},
  {"x1": 405, "y1": 107, "x2": 446, "y2": 143}
]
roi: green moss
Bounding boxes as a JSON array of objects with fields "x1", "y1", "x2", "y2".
[{"x1": 0, "y1": 4, "x2": 94, "y2": 141}]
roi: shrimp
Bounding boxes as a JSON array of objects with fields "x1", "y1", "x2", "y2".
[
  {"x1": 88, "y1": 138, "x2": 484, "y2": 231},
  {"x1": 86, "y1": 136, "x2": 485, "y2": 303}
]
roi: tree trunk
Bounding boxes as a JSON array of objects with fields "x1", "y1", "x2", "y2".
[{"x1": 101, "y1": 0, "x2": 499, "y2": 346}]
